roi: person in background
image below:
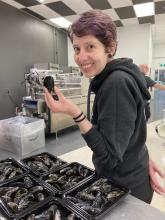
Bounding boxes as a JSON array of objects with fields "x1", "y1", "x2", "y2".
[
  {"x1": 139, "y1": 64, "x2": 165, "y2": 121},
  {"x1": 44, "y1": 10, "x2": 165, "y2": 203}
]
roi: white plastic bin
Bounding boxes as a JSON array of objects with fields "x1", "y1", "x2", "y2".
[{"x1": 0, "y1": 116, "x2": 45, "y2": 155}]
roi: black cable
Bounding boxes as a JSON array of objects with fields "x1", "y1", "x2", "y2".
[{"x1": 8, "y1": 92, "x2": 19, "y2": 108}]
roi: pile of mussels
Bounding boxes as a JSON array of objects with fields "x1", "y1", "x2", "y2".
[
  {"x1": 0, "y1": 160, "x2": 23, "y2": 182},
  {"x1": 23, "y1": 204, "x2": 81, "y2": 220},
  {"x1": 67, "y1": 178, "x2": 125, "y2": 216},
  {"x1": 25, "y1": 154, "x2": 66, "y2": 175},
  {"x1": 43, "y1": 164, "x2": 91, "y2": 191},
  {"x1": 0, "y1": 176, "x2": 49, "y2": 213}
]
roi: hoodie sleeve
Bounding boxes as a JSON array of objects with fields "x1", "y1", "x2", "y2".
[
  {"x1": 145, "y1": 75, "x2": 156, "y2": 88},
  {"x1": 82, "y1": 71, "x2": 139, "y2": 172}
]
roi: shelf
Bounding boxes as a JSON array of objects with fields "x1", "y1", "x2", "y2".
[{"x1": 60, "y1": 88, "x2": 81, "y2": 90}]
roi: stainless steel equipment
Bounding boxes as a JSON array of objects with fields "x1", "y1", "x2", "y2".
[{"x1": 22, "y1": 65, "x2": 93, "y2": 134}]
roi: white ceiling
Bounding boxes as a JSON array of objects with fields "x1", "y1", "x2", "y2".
[{"x1": 1, "y1": 0, "x2": 165, "y2": 43}]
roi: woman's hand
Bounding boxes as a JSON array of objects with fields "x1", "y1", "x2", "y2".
[
  {"x1": 44, "y1": 86, "x2": 81, "y2": 117},
  {"x1": 149, "y1": 159, "x2": 165, "y2": 194}
]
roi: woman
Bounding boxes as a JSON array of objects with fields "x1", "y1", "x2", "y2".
[{"x1": 44, "y1": 10, "x2": 165, "y2": 203}]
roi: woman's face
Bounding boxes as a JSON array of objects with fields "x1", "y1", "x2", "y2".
[{"x1": 73, "y1": 35, "x2": 110, "y2": 78}]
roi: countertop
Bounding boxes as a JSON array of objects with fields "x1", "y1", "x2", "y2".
[{"x1": 101, "y1": 194, "x2": 165, "y2": 220}]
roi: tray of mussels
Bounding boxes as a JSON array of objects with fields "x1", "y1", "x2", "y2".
[
  {"x1": 0, "y1": 174, "x2": 53, "y2": 219},
  {"x1": 20, "y1": 152, "x2": 68, "y2": 177},
  {"x1": 0, "y1": 207, "x2": 9, "y2": 220},
  {"x1": 41, "y1": 162, "x2": 95, "y2": 196},
  {"x1": 63, "y1": 176, "x2": 130, "y2": 220},
  {"x1": 0, "y1": 158, "x2": 28, "y2": 185},
  {"x1": 15, "y1": 197, "x2": 88, "y2": 220}
]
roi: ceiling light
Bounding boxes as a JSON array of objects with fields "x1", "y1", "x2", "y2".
[
  {"x1": 38, "y1": 0, "x2": 44, "y2": 3},
  {"x1": 134, "y1": 2, "x2": 154, "y2": 17},
  {"x1": 50, "y1": 17, "x2": 72, "y2": 28}
]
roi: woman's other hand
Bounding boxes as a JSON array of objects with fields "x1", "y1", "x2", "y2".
[
  {"x1": 149, "y1": 159, "x2": 165, "y2": 195},
  {"x1": 44, "y1": 86, "x2": 81, "y2": 117}
]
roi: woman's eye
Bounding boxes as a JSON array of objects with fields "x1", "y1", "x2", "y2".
[
  {"x1": 73, "y1": 47, "x2": 80, "y2": 53},
  {"x1": 88, "y1": 44, "x2": 94, "y2": 50}
]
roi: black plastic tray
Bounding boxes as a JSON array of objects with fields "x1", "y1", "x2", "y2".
[
  {"x1": 63, "y1": 175, "x2": 130, "y2": 220},
  {"x1": 0, "y1": 207, "x2": 9, "y2": 220},
  {"x1": 20, "y1": 152, "x2": 68, "y2": 177},
  {"x1": 15, "y1": 197, "x2": 87, "y2": 220},
  {"x1": 41, "y1": 162, "x2": 95, "y2": 196},
  {"x1": 0, "y1": 174, "x2": 53, "y2": 219},
  {"x1": 0, "y1": 158, "x2": 28, "y2": 185}
]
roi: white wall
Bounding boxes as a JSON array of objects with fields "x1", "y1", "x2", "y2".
[
  {"x1": 152, "y1": 43, "x2": 165, "y2": 89},
  {"x1": 67, "y1": 37, "x2": 77, "y2": 66},
  {"x1": 115, "y1": 24, "x2": 152, "y2": 66},
  {"x1": 153, "y1": 43, "x2": 165, "y2": 69}
]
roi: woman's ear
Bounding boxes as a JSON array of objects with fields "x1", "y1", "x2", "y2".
[
  {"x1": 106, "y1": 42, "x2": 117, "y2": 57},
  {"x1": 111, "y1": 42, "x2": 117, "y2": 56}
]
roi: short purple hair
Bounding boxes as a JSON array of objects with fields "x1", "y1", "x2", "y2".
[{"x1": 68, "y1": 10, "x2": 117, "y2": 50}]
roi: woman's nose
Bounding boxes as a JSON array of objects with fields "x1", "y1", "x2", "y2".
[{"x1": 77, "y1": 49, "x2": 88, "y2": 61}]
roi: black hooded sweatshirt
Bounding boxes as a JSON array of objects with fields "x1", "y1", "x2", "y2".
[{"x1": 82, "y1": 58, "x2": 151, "y2": 190}]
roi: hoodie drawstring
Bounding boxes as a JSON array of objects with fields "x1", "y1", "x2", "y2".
[{"x1": 87, "y1": 82, "x2": 92, "y2": 121}]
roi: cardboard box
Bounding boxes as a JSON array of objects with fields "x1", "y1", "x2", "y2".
[{"x1": 0, "y1": 116, "x2": 45, "y2": 155}]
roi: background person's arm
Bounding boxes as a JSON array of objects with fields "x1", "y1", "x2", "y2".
[
  {"x1": 145, "y1": 75, "x2": 156, "y2": 88},
  {"x1": 153, "y1": 83, "x2": 165, "y2": 90}
]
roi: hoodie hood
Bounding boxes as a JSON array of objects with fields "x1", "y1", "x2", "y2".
[{"x1": 90, "y1": 58, "x2": 150, "y2": 101}]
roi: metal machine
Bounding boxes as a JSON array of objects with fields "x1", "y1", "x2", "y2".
[{"x1": 22, "y1": 64, "x2": 93, "y2": 134}]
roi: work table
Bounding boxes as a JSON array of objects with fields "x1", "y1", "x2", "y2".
[{"x1": 102, "y1": 195, "x2": 165, "y2": 220}]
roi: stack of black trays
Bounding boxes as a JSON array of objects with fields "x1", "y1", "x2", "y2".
[
  {"x1": 0, "y1": 152, "x2": 130, "y2": 219},
  {"x1": 20, "y1": 152, "x2": 68, "y2": 177}
]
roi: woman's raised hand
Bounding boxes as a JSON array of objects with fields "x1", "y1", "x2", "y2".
[{"x1": 44, "y1": 86, "x2": 81, "y2": 117}]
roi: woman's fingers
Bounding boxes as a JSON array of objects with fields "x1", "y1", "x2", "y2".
[
  {"x1": 151, "y1": 183, "x2": 161, "y2": 194},
  {"x1": 44, "y1": 87, "x2": 57, "y2": 111},
  {"x1": 151, "y1": 181, "x2": 165, "y2": 194},
  {"x1": 156, "y1": 169, "x2": 165, "y2": 179},
  {"x1": 149, "y1": 169, "x2": 165, "y2": 194},
  {"x1": 44, "y1": 86, "x2": 65, "y2": 104},
  {"x1": 151, "y1": 184, "x2": 163, "y2": 195},
  {"x1": 43, "y1": 87, "x2": 49, "y2": 94},
  {"x1": 149, "y1": 159, "x2": 165, "y2": 194},
  {"x1": 151, "y1": 161, "x2": 165, "y2": 178},
  {"x1": 44, "y1": 86, "x2": 74, "y2": 114},
  {"x1": 54, "y1": 86, "x2": 65, "y2": 100},
  {"x1": 44, "y1": 87, "x2": 55, "y2": 103}
]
